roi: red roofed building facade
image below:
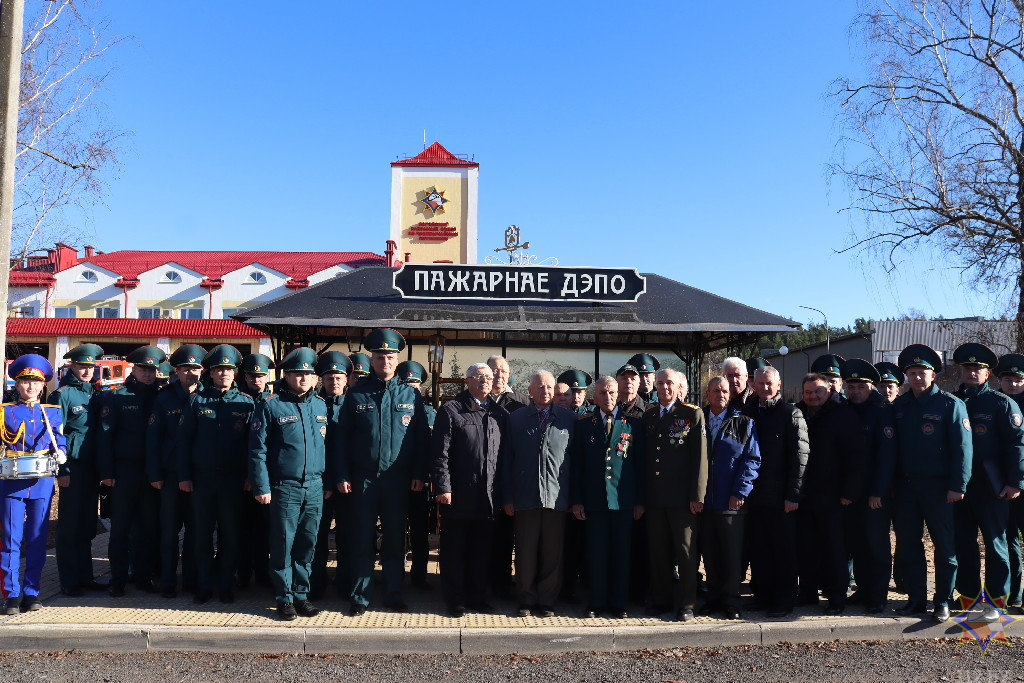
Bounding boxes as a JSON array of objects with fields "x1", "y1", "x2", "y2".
[{"x1": 7, "y1": 242, "x2": 385, "y2": 372}]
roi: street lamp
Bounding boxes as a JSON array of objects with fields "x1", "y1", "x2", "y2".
[
  {"x1": 798, "y1": 305, "x2": 829, "y2": 353},
  {"x1": 427, "y1": 334, "x2": 445, "y2": 407}
]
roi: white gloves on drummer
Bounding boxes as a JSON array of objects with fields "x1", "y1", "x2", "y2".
[{"x1": 54, "y1": 449, "x2": 67, "y2": 465}]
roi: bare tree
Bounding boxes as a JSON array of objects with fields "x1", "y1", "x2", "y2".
[
  {"x1": 833, "y1": 0, "x2": 1024, "y2": 346},
  {"x1": 14, "y1": 0, "x2": 122, "y2": 259}
]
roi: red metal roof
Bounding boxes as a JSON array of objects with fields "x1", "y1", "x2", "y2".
[
  {"x1": 9, "y1": 271, "x2": 55, "y2": 286},
  {"x1": 391, "y1": 142, "x2": 479, "y2": 168},
  {"x1": 8, "y1": 318, "x2": 268, "y2": 339},
  {"x1": 74, "y1": 251, "x2": 385, "y2": 280}
]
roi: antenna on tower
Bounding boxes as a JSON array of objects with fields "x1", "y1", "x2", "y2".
[{"x1": 423, "y1": 129, "x2": 427, "y2": 149}]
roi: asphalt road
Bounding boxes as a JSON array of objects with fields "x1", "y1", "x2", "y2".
[{"x1": 1, "y1": 638, "x2": 1021, "y2": 682}]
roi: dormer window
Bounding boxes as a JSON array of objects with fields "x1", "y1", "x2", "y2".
[
  {"x1": 246, "y1": 271, "x2": 266, "y2": 284},
  {"x1": 77, "y1": 270, "x2": 97, "y2": 283},
  {"x1": 161, "y1": 271, "x2": 181, "y2": 283}
]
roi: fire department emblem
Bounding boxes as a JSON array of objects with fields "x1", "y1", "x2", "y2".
[
  {"x1": 418, "y1": 186, "x2": 448, "y2": 215},
  {"x1": 922, "y1": 423, "x2": 935, "y2": 436},
  {"x1": 402, "y1": 415, "x2": 412, "y2": 427},
  {"x1": 1013, "y1": 413, "x2": 1023, "y2": 427}
]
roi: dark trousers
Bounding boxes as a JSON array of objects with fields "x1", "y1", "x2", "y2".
[
  {"x1": 1008, "y1": 497, "x2": 1024, "y2": 604},
  {"x1": 158, "y1": 469, "x2": 196, "y2": 591},
  {"x1": 193, "y1": 472, "x2": 243, "y2": 592},
  {"x1": 407, "y1": 487, "x2": 430, "y2": 583},
  {"x1": 629, "y1": 517, "x2": 649, "y2": 603},
  {"x1": 585, "y1": 509, "x2": 632, "y2": 611},
  {"x1": 440, "y1": 515, "x2": 493, "y2": 607},
  {"x1": 237, "y1": 492, "x2": 270, "y2": 586},
  {"x1": 107, "y1": 461, "x2": 159, "y2": 586},
  {"x1": 267, "y1": 482, "x2": 322, "y2": 604},
  {"x1": 311, "y1": 492, "x2": 339, "y2": 595},
  {"x1": 893, "y1": 477, "x2": 957, "y2": 607},
  {"x1": 701, "y1": 509, "x2": 746, "y2": 610},
  {"x1": 513, "y1": 508, "x2": 567, "y2": 607},
  {"x1": 646, "y1": 505, "x2": 698, "y2": 610},
  {"x1": 488, "y1": 513, "x2": 516, "y2": 594},
  {"x1": 349, "y1": 483, "x2": 409, "y2": 606},
  {"x1": 955, "y1": 481, "x2": 1010, "y2": 601},
  {"x1": 797, "y1": 503, "x2": 848, "y2": 605},
  {"x1": 56, "y1": 462, "x2": 100, "y2": 590},
  {"x1": 847, "y1": 498, "x2": 893, "y2": 606},
  {"x1": 747, "y1": 504, "x2": 798, "y2": 610},
  {"x1": 561, "y1": 514, "x2": 586, "y2": 598}
]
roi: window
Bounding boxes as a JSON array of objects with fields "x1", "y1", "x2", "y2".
[
  {"x1": 54, "y1": 306, "x2": 77, "y2": 318},
  {"x1": 139, "y1": 308, "x2": 161, "y2": 319},
  {"x1": 222, "y1": 307, "x2": 246, "y2": 318},
  {"x1": 14, "y1": 305, "x2": 35, "y2": 318},
  {"x1": 95, "y1": 307, "x2": 119, "y2": 319},
  {"x1": 77, "y1": 270, "x2": 98, "y2": 283},
  {"x1": 245, "y1": 271, "x2": 266, "y2": 284},
  {"x1": 180, "y1": 308, "x2": 204, "y2": 320},
  {"x1": 161, "y1": 271, "x2": 181, "y2": 283}
]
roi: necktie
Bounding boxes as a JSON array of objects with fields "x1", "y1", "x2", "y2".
[
  {"x1": 605, "y1": 414, "x2": 613, "y2": 436},
  {"x1": 539, "y1": 409, "x2": 549, "y2": 432}
]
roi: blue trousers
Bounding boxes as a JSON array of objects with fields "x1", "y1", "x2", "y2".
[
  {"x1": 1, "y1": 492, "x2": 52, "y2": 598},
  {"x1": 349, "y1": 482, "x2": 409, "y2": 606},
  {"x1": 894, "y1": 477, "x2": 957, "y2": 607},
  {"x1": 954, "y1": 480, "x2": 1010, "y2": 602}
]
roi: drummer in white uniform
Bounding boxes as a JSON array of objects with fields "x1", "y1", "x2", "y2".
[{"x1": 0, "y1": 354, "x2": 66, "y2": 615}]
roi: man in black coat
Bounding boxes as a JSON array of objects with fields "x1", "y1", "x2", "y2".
[
  {"x1": 796, "y1": 373, "x2": 867, "y2": 615},
  {"x1": 743, "y1": 366, "x2": 809, "y2": 617},
  {"x1": 431, "y1": 363, "x2": 508, "y2": 617}
]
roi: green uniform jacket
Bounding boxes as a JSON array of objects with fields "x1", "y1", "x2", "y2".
[
  {"x1": 642, "y1": 401, "x2": 708, "y2": 507},
  {"x1": 571, "y1": 408, "x2": 645, "y2": 511},
  {"x1": 334, "y1": 374, "x2": 429, "y2": 489},
  {"x1": 145, "y1": 380, "x2": 199, "y2": 483},
  {"x1": 891, "y1": 383, "x2": 973, "y2": 493},
  {"x1": 178, "y1": 384, "x2": 255, "y2": 482},
  {"x1": 954, "y1": 382, "x2": 1024, "y2": 496},
  {"x1": 97, "y1": 375, "x2": 161, "y2": 481},
  {"x1": 248, "y1": 388, "x2": 328, "y2": 496},
  {"x1": 53, "y1": 372, "x2": 98, "y2": 475},
  {"x1": 319, "y1": 391, "x2": 345, "y2": 485},
  {"x1": 849, "y1": 391, "x2": 897, "y2": 499}
]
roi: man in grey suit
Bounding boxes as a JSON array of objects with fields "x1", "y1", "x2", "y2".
[{"x1": 501, "y1": 369, "x2": 576, "y2": 618}]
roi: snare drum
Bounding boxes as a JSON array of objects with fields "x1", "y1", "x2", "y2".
[{"x1": 0, "y1": 454, "x2": 56, "y2": 479}]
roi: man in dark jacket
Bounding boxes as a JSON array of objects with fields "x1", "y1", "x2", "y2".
[
  {"x1": 98, "y1": 345, "x2": 166, "y2": 597},
  {"x1": 796, "y1": 373, "x2": 866, "y2": 615},
  {"x1": 952, "y1": 344, "x2": 1024, "y2": 620},
  {"x1": 843, "y1": 359, "x2": 897, "y2": 614},
  {"x1": 723, "y1": 357, "x2": 756, "y2": 410},
  {"x1": 487, "y1": 355, "x2": 530, "y2": 412},
  {"x1": 571, "y1": 376, "x2": 644, "y2": 619},
  {"x1": 643, "y1": 368, "x2": 708, "y2": 622},
  {"x1": 700, "y1": 376, "x2": 760, "y2": 620},
  {"x1": 616, "y1": 364, "x2": 648, "y2": 420},
  {"x1": 431, "y1": 362, "x2": 508, "y2": 616},
  {"x1": 743, "y1": 365, "x2": 808, "y2": 617}
]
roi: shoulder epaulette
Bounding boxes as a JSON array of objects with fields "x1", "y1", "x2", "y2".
[
  {"x1": 265, "y1": 393, "x2": 279, "y2": 401},
  {"x1": 53, "y1": 386, "x2": 67, "y2": 394},
  {"x1": 577, "y1": 413, "x2": 591, "y2": 421},
  {"x1": 684, "y1": 403, "x2": 700, "y2": 410},
  {"x1": 313, "y1": 394, "x2": 326, "y2": 403},
  {"x1": 42, "y1": 403, "x2": 60, "y2": 409}
]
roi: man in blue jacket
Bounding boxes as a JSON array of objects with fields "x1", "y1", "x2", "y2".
[
  {"x1": 700, "y1": 376, "x2": 760, "y2": 620},
  {"x1": 249, "y1": 347, "x2": 329, "y2": 621}
]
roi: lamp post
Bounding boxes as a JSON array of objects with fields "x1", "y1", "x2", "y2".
[
  {"x1": 798, "y1": 305, "x2": 829, "y2": 352},
  {"x1": 779, "y1": 345, "x2": 789, "y2": 399},
  {"x1": 427, "y1": 334, "x2": 445, "y2": 407}
]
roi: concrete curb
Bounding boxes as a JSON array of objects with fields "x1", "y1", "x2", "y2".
[{"x1": 0, "y1": 617, "x2": 1015, "y2": 654}]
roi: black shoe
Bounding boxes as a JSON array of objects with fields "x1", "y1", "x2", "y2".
[
  {"x1": 349, "y1": 604, "x2": 367, "y2": 617},
  {"x1": 294, "y1": 599, "x2": 320, "y2": 617},
  {"x1": 468, "y1": 602, "x2": 495, "y2": 614},
  {"x1": 448, "y1": 605, "x2": 467, "y2": 618},
  {"x1": 278, "y1": 602, "x2": 297, "y2": 621},
  {"x1": 218, "y1": 589, "x2": 235, "y2": 604},
  {"x1": 846, "y1": 591, "x2": 864, "y2": 605},
  {"x1": 933, "y1": 605, "x2": 951, "y2": 622},
  {"x1": 516, "y1": 605, "x2": 532, "y2": 618},
  {"x1": 3, "y1": 596, "x2": 20, "y2": 615},
  {"x1": 865, "y1": 603, "x2": 885, "y2": 614},
  {"x1": 612, "y1": 610, "x2": 628, "y2": 619},
  {"x1": 645, "y1": 604, "x2": 671, "y2": 616},
  {"x1": 583, "y1": 607, "x2": 598, "y2": 618},
  {"x1": 767, "y1": 607, "x2": 793, "y2": 618},
  {"x1": 383, "y1": 600, "x2": 409, "y2": 613},
  {"x1": 193, "y1": 589, "x2": 213, "y2": 604},
  {"x1": 896, "y1": 601, "x2": 928, "y2": 616},
  {"x1": 698, "y1": 602, "x2": 721, "y2": 617},
  {"x1": 161, "y1": 588, "x2": 177, "y2": 599},
  {"x1": 676, "y1": 609, "x2": 695, "y2": 622},
  {"x1": 134, "y1": 580, "x2": 160, "y2": 594},
  {"x1": 536, "y1": 605, "x2": 555, "y2": 617},
  {"x1": 725, "y1": 609, "x2": 742, "y2": 620},
  {"x1": 82, "y1": 580, "x2": 108, "y2": 591},
  {"x1": 20, "y1": 596, "x2": 41, "y2": 612},
  {"x1": 62, "y1": 586, "x2": 85, "y2": 597},
  {"x1": 109, "y1": 583, "x2": 125, "y2": 598}
]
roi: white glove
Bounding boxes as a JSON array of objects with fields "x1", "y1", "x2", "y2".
[{"x1": 54, "y1": 449, "x2": 67, "y2": 465}]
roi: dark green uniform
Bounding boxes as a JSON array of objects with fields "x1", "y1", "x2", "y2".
[
  {"x1": 237, "y1": 380, "x2": 273, "y2": 588},
  {"x1": 249, "y1": 389, "x2": 328, "y2": 604},
  {"x1": 178, "y1": 384, "x2": 255, "y2": 594},
  {"x1": 336, "y1": 374, "x2": 429, "y2": 607},
  {"x1": 146, "y1": 380, "x2": 199, "y2": 594},
  {"x1": 953, "y1": 382, "x2": 1024, "y2": 602},
  {"x1": 891, "y1": 383, "x2": 972, "y2": 609},
  {"x1": 53, "y1": 372, "x2": 101, "y2": 592},
  {"x1": 311, "y1": 391, "x2": 347, "y2": 598},
  {"x1": 98, "y1": 374, "x2": 161, "y2": 590}
]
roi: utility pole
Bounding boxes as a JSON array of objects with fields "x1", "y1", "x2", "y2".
[{"x1": 0, "y1": 0, "x2": 24, "y2": 365}]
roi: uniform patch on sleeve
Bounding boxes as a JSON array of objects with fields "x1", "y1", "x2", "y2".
[
  {"x1": 320, "y1": 426, "x2": 327, "y2": 437},
  {"x1": 199, "y1": 409, "x2": 215, "y2": 417},
  {"x1": 396, "y1": 403, "x2": 414, "y2": 410},
  {"x1": 278, "y1": 415, "x2": 298, "y2": 425},
  {"x1": 962, "y1": 417, "x2": 972, "y2": 431},
  {"x1": 402, "y1": 415, "x2": 412, "y2": 426},
  {"x1": 883, "y1": 426, "x2": 894, "y2": 439},
  {"x1": 251, "y1": 419, "x2": 262, "y2": 432},
  {"x1": 315, "y1": 415, "x2": 327, "y2": 423},
  {"x1": 71, "y1": 405, "x2": 84, "y2": 414},
  {"x1": 1013, "y1": 413, "x2": 1023, "y2": 428},
  {"x1": 356, "y1": 404, "x2": 375, "y2": 413}
]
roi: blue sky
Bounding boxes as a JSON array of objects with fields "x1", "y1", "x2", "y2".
[{"x1": 71, "y1": 0, "x2": 984, "y2": 330}]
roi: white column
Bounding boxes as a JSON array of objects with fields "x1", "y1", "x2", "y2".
[
  {"x1": 54, "y1": 336, "x2": 70, "y2": 363},
  {"x1": 258, "y1": 337, "x2": 273, "y2": 356},
  {"x1": 156, "y1": 337, "x2": 171, "y2": 354}
]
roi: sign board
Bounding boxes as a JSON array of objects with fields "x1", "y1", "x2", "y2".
[{"x1": 393, "y1": 264, "x2": 647, "y2": 303}]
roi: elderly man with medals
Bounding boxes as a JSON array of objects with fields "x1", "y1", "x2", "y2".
[{"x1": 1, "y1": 354, "x2": 67, "y2": 615}]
